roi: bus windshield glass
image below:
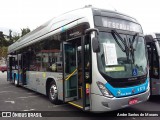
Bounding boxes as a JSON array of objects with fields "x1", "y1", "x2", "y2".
[{"x1": 97, "y1": 32, "x2": 147, "y2": 78}]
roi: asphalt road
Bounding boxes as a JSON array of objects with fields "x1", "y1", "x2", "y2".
[{"x1": 0, "y1": 71, "x2": 160, "y2": 120}]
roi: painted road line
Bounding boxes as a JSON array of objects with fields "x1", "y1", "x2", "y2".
[
  {"x1": 17, "y1": 96, "x2": 38, "y2": 99},
  {"x1": 0, "y1": 91, "x2": 14, "y2": 93},
  {"x1": 5, "y1": 101, "x2": 15, "y2": 104}
]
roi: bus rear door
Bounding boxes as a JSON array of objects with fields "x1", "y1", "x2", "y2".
[
  {"x1": 21, "y1": 53, "x2": 28, "y2": 85},
  {"x1": 7, "y1": 57, "x2": 14, "y2": 81}
]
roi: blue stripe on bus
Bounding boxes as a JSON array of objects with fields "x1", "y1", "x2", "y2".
[
  {"x1": 105, "y1": 78, "x2": 149, "y2": 97},
  {"x1": 9, "y1": 72, "x2": 24, "y2": 82}
]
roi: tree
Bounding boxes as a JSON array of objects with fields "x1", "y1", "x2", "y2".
[
  {"x1": 0, "y1": 31, "x2": 8, "y2": 47},
  {"x1": 12, "y1": 33, "x2": 20, "y2": 43},
  {"x1": 0, "y1": 47, "x2": 8, "y2": 59},
  {"x1": 0, "y1": 27, "x2": 31, "y2": 60},
  {"x1": 8, "y1": 27, "x2": 30, "y2": 44},
  {"x1": 21, "y1": 28, "x2": 30, "y2": 37}
]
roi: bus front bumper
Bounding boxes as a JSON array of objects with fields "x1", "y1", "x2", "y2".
[{"x1": 90, "y1": 89, "x2": 150, "y2": 112}]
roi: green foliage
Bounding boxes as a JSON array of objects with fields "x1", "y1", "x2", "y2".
[
  {"x1": 12, "y1": 33, "x2": 20, "y2": 43},
  {"x1": 0, "y1": 27, "x2": 31, "y2": 59},
  {"x1": 7, "y1": 27, "x2": 31, "y2": 45},
  {"x1": 0, "y1": 46, "x2": 8, "y2": 58},
  {"x1": 0, "y1": 32, "x2": 8, "y2": 47},
  {"x1": 21, "y1": 28, "x2": 30, "y2": 37}
]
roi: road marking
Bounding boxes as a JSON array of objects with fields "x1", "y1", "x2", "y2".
[
  {"x1": 0, "y1": 91, "x2": 13, "y2": 93},
  {"x1": 22, "y1": 109, "x2": 35, "y2": 111},
  {"x1": 17, "y1": 96, "x2": 38, "y2": 99},
  {"x1": 27, "y1": 93, "x2": 35, "y2": 94},
  {"x1": 0, "y1": 86, "x2": 14, "y2": 89},
  {"x1": 22, "y1": 110, "x2": 29, "y2": 111},
  {"x1": 5, "y1": 101, "x2": 15, "y2": 104}
]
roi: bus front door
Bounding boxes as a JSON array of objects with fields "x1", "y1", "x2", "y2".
[{"x1": 63, "y1": 42, "x2": 78, "y2": 102}]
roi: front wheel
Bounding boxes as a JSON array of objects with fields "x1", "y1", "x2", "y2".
[{"x1": 48, "y1": 81, "x2": 60, "y2": 104}]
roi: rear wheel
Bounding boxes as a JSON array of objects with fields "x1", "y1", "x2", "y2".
[{"x1": 48, "y1": 81, "x2": 60, "y2": 104}]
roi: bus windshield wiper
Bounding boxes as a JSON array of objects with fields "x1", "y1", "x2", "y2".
[
  {"x1": 129, "y1": 33, "x2": 139, "y2": 64},
  {"x1": 111, "y1": 30, "x2": 129, "y2": 52},
  {"x1": 111, "y1": 30, "x2": 130, "y2": 61}
]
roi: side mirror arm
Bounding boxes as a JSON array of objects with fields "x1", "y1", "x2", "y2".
[{"x1": 85, "y1": 28, "x2": 99, "y2": 35}]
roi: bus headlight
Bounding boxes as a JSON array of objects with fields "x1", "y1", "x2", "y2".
[{"x1": 97, "y1": 81, "x2": 113, "y2": 98}]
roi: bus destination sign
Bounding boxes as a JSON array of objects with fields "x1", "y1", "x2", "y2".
[{"x1": 102, "y1": 17, "x2": 142, "y2": 33}]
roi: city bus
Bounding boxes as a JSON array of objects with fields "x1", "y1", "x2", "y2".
[
  {"x1": 7, "y1": 6, "x2": 150, "y2": 112},
  {"x1": 145, "y1": 33, "x2": 160, "y2": 95}
]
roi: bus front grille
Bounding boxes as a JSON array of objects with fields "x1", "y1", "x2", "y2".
[{"x1": 108, "y1": 77, "x2": 146, "y2": 88}]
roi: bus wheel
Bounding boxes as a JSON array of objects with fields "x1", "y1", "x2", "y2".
[{"x1": 48, "y1": 81, "x2": 59, "y2": 104}]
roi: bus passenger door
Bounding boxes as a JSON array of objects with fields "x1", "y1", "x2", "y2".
[
  {"x1": 63, "y1": 42, "x2": 78, "y2": 102},
  {"x1": 7, "y1": 57, "x2": 13, "y2": 81},
  {"x1": 21, "y1": 53, "x2": 27, "y2": 85}
]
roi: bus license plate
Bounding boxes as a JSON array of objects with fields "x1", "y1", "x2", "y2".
[{"x1": 129, "y1": 98, "x2": 138, "y2": 105}]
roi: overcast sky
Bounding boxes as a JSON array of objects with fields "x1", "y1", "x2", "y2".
[{"x1": 0, "y1": 0, "x2": 160, "y2": 35}]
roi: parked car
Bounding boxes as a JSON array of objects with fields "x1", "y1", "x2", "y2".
[{"x1": 0, "y1": 64, "x2": 7, "y2": 72}]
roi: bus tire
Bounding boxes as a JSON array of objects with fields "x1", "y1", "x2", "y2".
[{"x1": 48, "y1": 81, "x2": 59, "y2": 104}]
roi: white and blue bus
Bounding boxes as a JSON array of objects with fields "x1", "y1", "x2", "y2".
[
  {"x1": 7, "y1": 6, "x2": 150, "y2": 112},
  {"x1": 145, "y1": 33, "x2": 160, "y2": 95}
]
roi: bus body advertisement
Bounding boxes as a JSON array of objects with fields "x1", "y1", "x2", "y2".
[{"x1": 7, "y1": 6, "x2": 150, "y2": 112}]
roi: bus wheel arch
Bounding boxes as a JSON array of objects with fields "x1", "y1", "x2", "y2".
[{"x1": 46, "y1": 78, "x2": 60, "y2": 104}]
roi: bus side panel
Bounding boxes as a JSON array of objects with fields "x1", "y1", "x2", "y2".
[
  {"x1": 25, "y1": 71, "x2": 63, "y2": 97},
  {"x1": 151, "y1": 78, "x2": 160, "y2": 95},
  {"x1": 25, "y1": 71, "x2": 37, "y2": 91},
  {"x1": 56, "y1": 75, "x2": 63, "y2": 101},
  {"x1": 36, "y1": 72, "x2": 63, "y2": 96}
]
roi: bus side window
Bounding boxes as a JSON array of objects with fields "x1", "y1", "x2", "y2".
[{"x1": 41, "y1": 39, "x2": 62, "y2": 72}]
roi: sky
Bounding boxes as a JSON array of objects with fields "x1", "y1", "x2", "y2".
[{"x1": 0, "y1": 0, "x2": 160, "y2": 35}]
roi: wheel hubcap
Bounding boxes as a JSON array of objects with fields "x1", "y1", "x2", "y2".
[{"x1": 50, "y1": 85, "x2": 57, "y2": 100}]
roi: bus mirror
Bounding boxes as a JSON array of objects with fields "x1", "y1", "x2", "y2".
[
  {"x1": 92, "y1": 37, "x2": 100, "y2": 53},
  {"x1": 85, "y1": 28, "x2": 99, "y2": 35}
]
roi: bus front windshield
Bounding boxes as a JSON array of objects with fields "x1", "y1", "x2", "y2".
[{"x1": 97, "y1": 32, "x2": 147, "y2": 79}]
